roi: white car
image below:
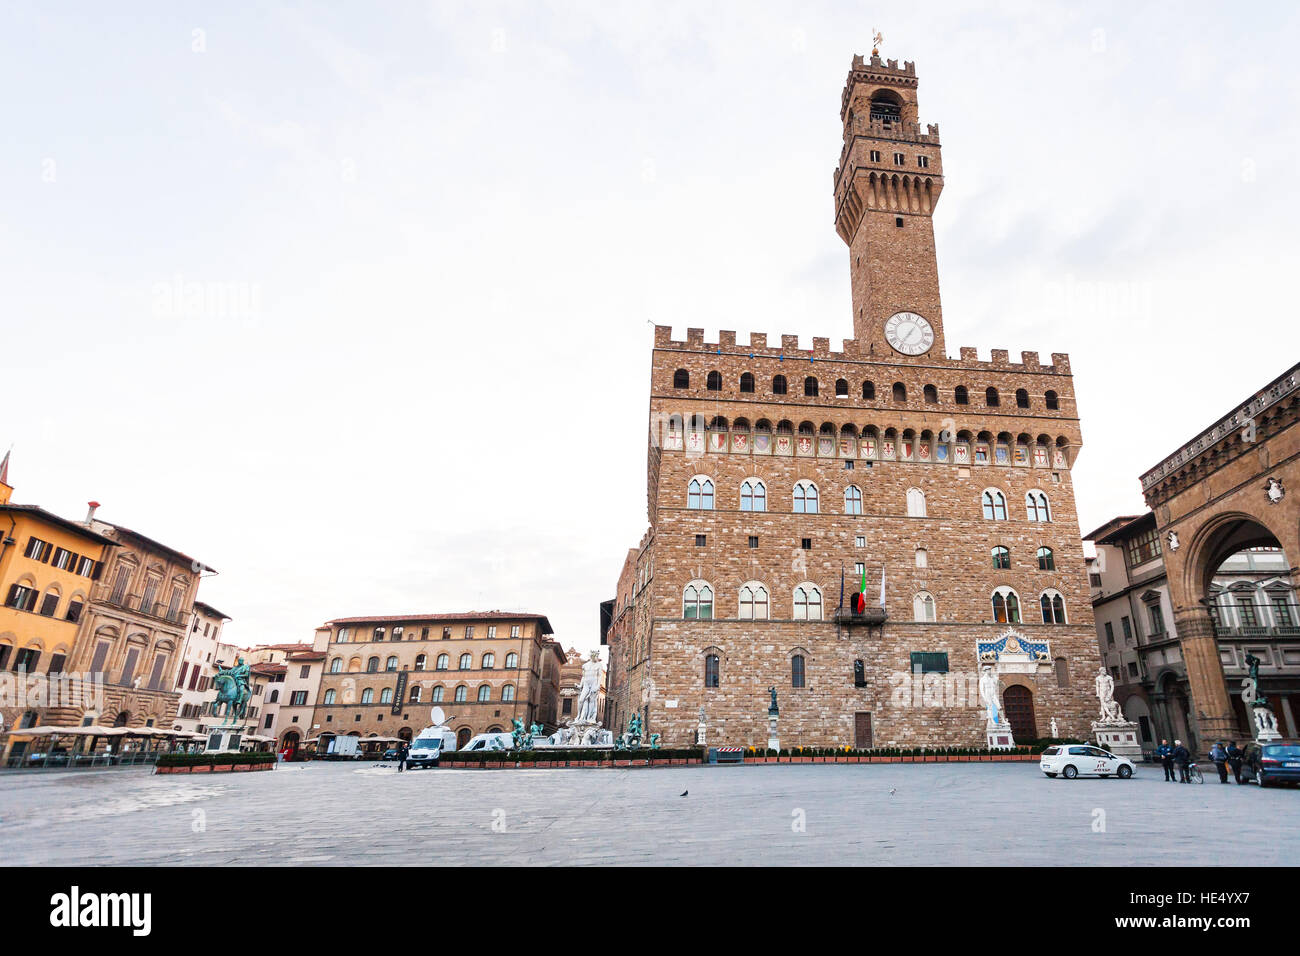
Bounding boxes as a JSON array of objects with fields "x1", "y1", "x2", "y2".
[
  {"x1": 1040, "y1": 744, "x2": 1135, "y2": 779},
  {"x1": 459, "y1": 732, "x2": 514, "y2": 753}
]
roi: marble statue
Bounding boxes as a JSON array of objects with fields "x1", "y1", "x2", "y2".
[
  {"x1": 1050, "y1": 717, "x2": 1058, "y2": 738},
  {"x1": 576, "y1": 651, "x2": 602, "y2": 724},
  {"x1": 1095, "y1": 667, "x2": 1122, "y2": 722},
  {"x1": 979, "y1": 666, "x2": 1002, "y2": 725}
]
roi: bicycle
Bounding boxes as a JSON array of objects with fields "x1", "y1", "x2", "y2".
[{"x1": 1183, "y1": 761, "x2": 1205, "y2": 784}]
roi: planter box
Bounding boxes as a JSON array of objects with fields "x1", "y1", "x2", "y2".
[{"x1": 212, "y1": 764, "x2": 232, "y2": 772}]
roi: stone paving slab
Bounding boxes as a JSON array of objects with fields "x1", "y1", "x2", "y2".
[{"x1": 0, "y1": 762, "x2": 1293, "y2": 866}]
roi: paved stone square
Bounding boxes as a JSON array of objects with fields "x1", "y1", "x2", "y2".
[{"x1": 0, "y1": 761, "x2": 1293, "y2": 866}]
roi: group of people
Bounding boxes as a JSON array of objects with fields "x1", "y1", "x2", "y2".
[{"x1": 1155, "y1": 738, "x2": 1250, "y2": 784}]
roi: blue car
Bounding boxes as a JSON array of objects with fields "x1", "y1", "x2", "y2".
[{"x1": 1246, "y1": 741, "x2": 1300, "y2": 787}]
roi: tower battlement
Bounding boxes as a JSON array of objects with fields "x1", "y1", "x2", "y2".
[{"x1": 652, "y1": 326, "x2": 1072, "y2": 376}]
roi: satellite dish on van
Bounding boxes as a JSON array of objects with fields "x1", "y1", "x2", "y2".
[{"x1": 431, "y1": 706, "x2": 446, "y2": 726}]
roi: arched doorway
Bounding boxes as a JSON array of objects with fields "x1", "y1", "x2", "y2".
[
  {"x1": 456, "y1": 727, "x2": 472, "y2": 749},
  {"x1": 1003, "y1": 685, "x2": 1037, "y2": 742},
  {"x1": 1196, "y1": 519, "x2": 1298, "y2": 739},
  {"x1": 397, "y1": 727, "x2": 413, "y2": 743},
  {"x1": 280, "y1": 731, "x2": 301, "y2": 758}
]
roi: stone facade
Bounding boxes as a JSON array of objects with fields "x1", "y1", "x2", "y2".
[
  {"x1": 308, "y1": 612, "x2": 566, "y2": 751},
  {"x1": 1088, "y1": 512, "x2": 1300, "y2": 754},
  {"x1": 1139, "y1": 362, "x2": 1300, "y2": 744},
  {"x1": 608, "y1": 53, "x2": 1103, "y2": 748}
]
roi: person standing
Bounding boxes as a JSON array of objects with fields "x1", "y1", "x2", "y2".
[
  {"x1": 1209, "y1": 741, "x2": 1229, "y2": 783},
  {"x1": 397, "y1": 743, "x2": 409, "y2": 773},
  {"x1": 1227, "y1": 741, "x2": 1246, "y2": 784},
  {"x1": 1172, "y1": 739, "x2": 1191, "y2": 783},
  {"x1": 1156, "y1": 739, "x2": 1175, "y2": 782}
]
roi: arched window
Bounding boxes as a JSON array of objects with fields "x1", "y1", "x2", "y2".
[
  {"x1": 835, "y1": 378, "x2": 849, "y2": 398},
  {"x1": 706, "y1": 371, "x2": 722, "y2": 391},
  {"x1": 687, "y1": 477, "x2": 715, "y2": 510},
  {"x1": 366, "y1": 657, "x2": 379, "y2": 673},
  {"x1": 740, "y1": 372, "x2": 755, "y2": 393},
  {"x1": 501, "y1": 683, "x2": 516, "y2": 701},
  {"x1": 1045, "y1": 390, "x2": 1059, "y2": 410},
  {"x1": 955, "y1": 385, "x2": 969, "y2": 405},
  {"x1": 804, "y1": 376, "x2": 819, "y2": 397},
  {"x1": 1054, "y1": 657, "x2": 1069, "y2": 688},
  {"x1": 361, "y1": 688, "x2": 374, "y2": 704},
  {"x1": 330, "y1": 658, "x2": 342, "y2": 674},
  {"x1": 773, "y1": 375, "x2": 788, "y2": 395},
  {"x1": 414, "y1": 654, "x2": 426, "y2": 671},
  {"x1": 923, "y1": 384, "x2": 938, "y2": 404},
  {"x1": 477, "y1": 684, "x2": 491, "y2": 702},
  {"x1": 982, "y1": 490, "x2": 1008, "y2": 521},
  {"x1": 683, "y1": 583, "x2": 714, "y2": 620},
  {"x1": 794, "y1": 480, "x2": 819, "y2": 514},
  {"x1": 432, "y1": 685, "x2": 445, "y2": 702},
  {"x1": 844, "y1": 485, "x2": 863, "y2": 515},
  {"x1": 323, "y1": 689, "x2": 337, "y2": 704},
  {"x1": 1037, "y1": 547, "x2": 1055, "y2": 571},
  {"x1": 915, "y1": 548, "x2": 928, "y2": 568},
  {"x1": 992, "y1": 587, "x2": 1022, "y2": 624},
  {"x1": 504, "y1": 652, "x2": 518, "y2": 669},
  {"x1": 739, "y1": 584, "x2": 769, "y2": 620},
  {"x1": 992, "y1": 546, "x2": 1011, "y2": 569},
  {"x1": 793, "y1": 585, "x2": 823, "y2": 621},
  {"x1": 385, "y1": 656, "x2": 398, "y2": 671},
  {"x1": 791, "y1": 654, "x2": 806, "y2": 688},
  {"x1": 892, "y1": 382, "x2": 907, "y2": 402},
  {"x1": 862, "y1": 381, "x2": 876, "y2": 400},
  {"x1": 482, "y1": 653, "x2": 495, "y2": 669},
  {"x1": 913, "y1": 591, "x2": 936, "y2": 622},
  {"x1": 458, "y1": 653, "x2": 472, "y2": 670},
  {"x1": 673, "y1": 369, "x2": 689, "y2": 389},
  {"x1": 454, "y1": 685, "x2": 468, "y2": 702},
  {"x1": 906, "y1": 488, "x2": 926, "y2": 517},
  {"x1": 1015, "y1": 388, "x2": 1030, "y2": 409},
  {"x1": 380, "y1": 687, "x2": 394, "y2": 703},
  {"x1": 740, "y1": 479, "x2": 767, "y2": 512},
  {"x1": 704, "y1": 654, "x2": 720, "y2": 687},
  {"x1": 1026, "y1": 491, "x2": 1052, "y2": 522},
  {"x1": 1039, "y1": 590, "x2": 1067, "y2": 624},
  {"x1": 436, "y1": 654, "x2": 449, "y2": 670},
  {"x1": 986, "y1": 387, "x2": 1000, "y2": 407},
  {"x1": 409, "y1": 685, "x2": 422, "y2": 703}
]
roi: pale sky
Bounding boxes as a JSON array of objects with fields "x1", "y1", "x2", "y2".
[{"x1": 4, "y1": 1, "x2": 1298, "y2": 653}]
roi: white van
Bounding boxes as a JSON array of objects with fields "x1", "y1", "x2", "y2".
[
  {"x1": 459, "y1": 732, "x2": 514, "y2": 753},
  {"x1": 407, "y1": 726, "x2": 456, "y2": 769}
]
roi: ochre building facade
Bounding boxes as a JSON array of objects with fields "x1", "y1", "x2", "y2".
[{"x1": 607, "y1": 53, "x2": 1103, "y2": 749}]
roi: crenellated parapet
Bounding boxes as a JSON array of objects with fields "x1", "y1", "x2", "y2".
[{"x1": 653, "y1": 326, "x2": 1073, "y2": 378}]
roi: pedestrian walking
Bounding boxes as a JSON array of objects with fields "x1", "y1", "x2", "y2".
[
  {"x1": 397, "y1": 743, "x2": 409, "y2": 773},
  {"x1": 1172, "y1": 740, "x2": 1191, "y2": 783},
  {"x1": 1227, "y1": 741, "x2": 1246, "y2": 784},
  {"x1": 1209, "y1": 741, "x2": 1229, "y2": 783},
  {"x1": 1155, "y1": 739, "x2": 1175, "y2": 782}
]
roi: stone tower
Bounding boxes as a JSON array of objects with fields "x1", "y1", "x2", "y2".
[
  {"x1": 835, "y1": 54, "x2": 945, "y2": 358},
  {"x1": 605, "y1": 52, "x2": 1102, "y2": 750}
]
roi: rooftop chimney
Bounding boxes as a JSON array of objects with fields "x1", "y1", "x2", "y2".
[{"x1": 86, "y1": 501, "x2": 100, "y2": 522}]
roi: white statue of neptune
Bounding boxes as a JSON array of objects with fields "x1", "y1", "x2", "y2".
[{"x1": 576, "y1": 650, "x2": 602, "y2": 724}]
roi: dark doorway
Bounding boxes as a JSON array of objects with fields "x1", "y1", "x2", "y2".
[
  {"x1": 854, "y1": 712, "x2": 873, "y2": 749},
  {"x1": 1003, "y1": 685, "x2": 1037, "y2": 741}
]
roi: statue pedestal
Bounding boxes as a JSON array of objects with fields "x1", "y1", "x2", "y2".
[
  {"x1": 986, "y1": 719, "x2": 1014, "y2": 750},
  {"x1": 1092, "y1": 720, "x2": 1143, "y2": 758},
  {"x1": 767, "y1": 715, "x2": 779, "y2": 752},
  {"x1": 205, "y1": 729, "x2": 244, "y2": 753},
  {"x1": 1252, "y1": 704, "x2": 1282, "y2": 743}
]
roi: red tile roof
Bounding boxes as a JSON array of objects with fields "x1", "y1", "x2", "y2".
[{"x1": 322, "y1": 611, "x2": 553, "y2": 635}]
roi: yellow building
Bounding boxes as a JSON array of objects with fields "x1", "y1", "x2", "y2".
[{"x1": 0, "y1": 474, "x2": 117, "y2": 761}]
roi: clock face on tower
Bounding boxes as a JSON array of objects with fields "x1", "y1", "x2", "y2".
[{"x1": 884, "y1": 311, "x2": 934, "y2": 356}]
